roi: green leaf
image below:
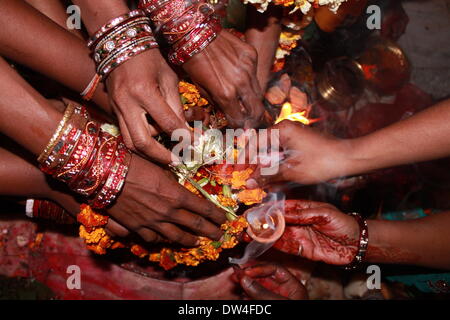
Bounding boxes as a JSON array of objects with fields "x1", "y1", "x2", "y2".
[
  {"x1": 211, "y1": 241, "x2": 222, "y2": 249},
  {"x1": 198, "y1": 178, "x2": 209, "y2": 187},
  {"x1": 223, "y1": 185, "x2": 232, "y2": 198}
]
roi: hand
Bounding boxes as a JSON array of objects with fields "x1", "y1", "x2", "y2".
[
  {"x1": 381, "y1": 2, "x2": 409, "y2": 41},
  {"x1": 46, "y1": 188, "x2": 131, "y2": 238},
  {"x1": 273, "y1": 200, "x2": 360, "y2": 266},
  {"x1": 183, "y1": 30, "x2": 265, "y2": 129},
  {"x1": 108, "y1": 155, "x2": 226, "y2": 246},
  {"x1": 106, "y1": 49, "x2": 189, "y2": 164},
  {"x1": 234, "y1": 263, "x2": 308, "y2": 300},
  {"x1": 247, "y1": 120, "x2": 350, "y2": 187}
]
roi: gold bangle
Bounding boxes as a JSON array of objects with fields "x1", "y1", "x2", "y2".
[{"x1": 37, "y1": 103, "x2": 76, "y2": 164}]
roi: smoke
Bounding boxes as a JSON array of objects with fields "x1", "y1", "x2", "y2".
[{"x1": 229, "y1": 193, "x2": 286, "y2": 266}]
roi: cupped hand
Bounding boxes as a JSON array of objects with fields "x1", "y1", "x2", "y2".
[
  {"x1": 106, "y1": 49, "x2": 189, "y2": 164},
  {"x1": 234, "y1": 263, "x2": 308, "y2": 300},
  {"x1": 108, "y1": 155, "x2": 227, "y2": 246},
  {"x1": 273, "y1": 200, "x2": 359, "y2": 266},
  {"x1": 183, "y1": 30, "x2": 266, "y2": 129},
  {"x1": 247, "y1": 120, "x2": 351, "y2": 187}
]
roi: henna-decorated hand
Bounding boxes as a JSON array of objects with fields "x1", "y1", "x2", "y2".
[
  {"x1": 234, "y1": 263, "x2": 308, "y2": 300},
  {"x1": 273, "y1": 200, "x2": 360, "y2": 266},
  {"x1": 183, "y1": 30, "x2": 265, "y2": 129}
]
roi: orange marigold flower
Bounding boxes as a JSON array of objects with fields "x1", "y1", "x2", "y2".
[
  {"x1": 79, "y1": 225, "x2": 108, "y2": 244},
  {"x1": 217, "y1": 195, "x2": 238, "y2": 208},
  {"x1": 221, "y1": 236, "x2": 239, "y2": 249},
  {"x1": 231, "y1": 168, "x2": 254, "y2": 189},
  {"x1": 131, "y1": 244, "x2": 149, "y2": 258},
  {"x1": 111, "y1": 242, "x2": 126, "y2": 250},
  {"x1": 237, "y1": 189, "x2": 267, "y2": 205},
  {"x1": 160, "y1": 248, "x2": 178, "y2": 271},
  {"x1": 77, "y1": 204, "x2": 108, "y2": 228},
  {"x1": 183, "y1": 181, "x2": 201, "y2": 196}
]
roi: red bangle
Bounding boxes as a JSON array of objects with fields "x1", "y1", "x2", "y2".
[
  {"x1": 88, "y1": 9, "x2": 148, "y2": 48},
  {"x1": 160, "y1": 2, "x2": 215, "y2": 44},
  {"x1": 91, "y1": 140, "x2": 131, "y2": 209},
  {"x1": 168, "y1": 16, "x2": 222, "y2": 65}
]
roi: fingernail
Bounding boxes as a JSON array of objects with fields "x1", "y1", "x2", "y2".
[
  {"x1": 246, "y1": 178, "x2": 258, "y2": 189},
  {"x1": 241, "y1": 276, "x2": 253, "y2": 288}
]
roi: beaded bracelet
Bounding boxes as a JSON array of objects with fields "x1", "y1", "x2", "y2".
[
  {"x1": 82, "y1": 11, "x2": 158, "y2": 101},
  {"x1": 344, "y1": 212, "x2": 369, "y2": 270}
]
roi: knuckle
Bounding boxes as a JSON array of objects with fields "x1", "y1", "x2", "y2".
[
  {"x1": 172, "y1": 232, "x2": 185, "y2": 244},
  {"x1": 139, "y1": 230, "x2": 157, "y2": 242},
  {"x1": 192, "y1": 216, "x2": 204, "y2": 231},
  {"x1": 219, "y1": 87, "x2": 236, "y2": 102},
  {"x1": 133, "y1": 136, "x2": 151, "y2": 152},
  {"x1": 130, "y1": 81, "x2": 151, "y2": 97},
  {"x1": 241, "y1": 45, "x2": 258, "y2": 62},
  {"x1": 111, "y1": 88, "x2": 128, "y2": 104}
]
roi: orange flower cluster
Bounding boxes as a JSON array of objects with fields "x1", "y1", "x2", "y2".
[
  {"x1": 78, "y1": 210, "x2": 132, "y2": 256},
  {"x1": 147, "y1": 217, "x2": 248, "y2": 270},
  {"x1": 77, "y1": 204, "x2": 124, "y2": 255},
  {"x1": 77, "y1": 205, "x2": 249, "y2": 271},
  {"x1": 184, "y1": 164, "x2": 267, "y2": 209},
  {"x1": 179, "y1": 80, "x2": 209, "y2": 111}
]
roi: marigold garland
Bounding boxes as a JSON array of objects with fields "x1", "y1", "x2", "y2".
[{"x1": 77, "y1": 204, "x2": 248, "y2": 270}]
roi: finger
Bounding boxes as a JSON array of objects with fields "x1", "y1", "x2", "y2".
[
  {"x1": 164, "y1": 80, "x2": 188, "y2": 126},
  {"x1": 244, "y1": 264, "x2": 277, "y2": 279},
  {"x1": 264, "y1": 273, "x2": 307, "y2": 300},
  {"x1": 238, "y1": 77, "x2": 265, "y2": 129},
  {"x1": 137, "y1": 90, "x2": 189, "y2": 135},
  {"x1": 105, "y1": 219, "x2": 130, "y2": 238},
  {"x1": 272, "y1": 234, "x2": 306, "y2": 256},
  {"x1": 179, "y1": 188, "x2": 227, "y2": 225},
  {"x1": 170, "y1": 209, "x2": 222, "y2": 240},
  {"x1": 117, "y1": 111, "x2": 136, "y2": 151},
  {"x1": 284, "y1": 206, "x2": 333, "y2": 225},
  {"x1": 137, "y1": 227, "x2": 164, "y2": 243},
  {"x1": 247, "y1": 161, "x2": 291, "y2": 188},
  {"x1": 122, "y1": 105, "x2": 176, "y2": 164},
  {"x1": 240, "y1": 276, "x2": 286, "y2": 300},
  {"x1": 224, "y1": 98, "x2": 248, "y2": 128},
  {"x1": 155, "y1": 223, "x2": 199, "y2": 247}
]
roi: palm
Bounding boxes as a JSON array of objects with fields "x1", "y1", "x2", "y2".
[{"x1": 273, "y1": 200, "x2": 359, "y2": 266}]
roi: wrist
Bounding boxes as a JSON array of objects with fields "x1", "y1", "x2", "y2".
[
  {"x1": 365, "y1": 219, "x2": 386, "y2": 263},
  {"x1": 333, "y1": 137, "x2": 373, "y2": 179}
]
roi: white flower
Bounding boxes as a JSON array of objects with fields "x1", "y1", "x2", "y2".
[{"x1": 243, "y1": 0, "x2": 270, "y2": 13}]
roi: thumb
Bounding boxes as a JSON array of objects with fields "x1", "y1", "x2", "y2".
[
  {"x1": 284, "y1": 207, "x2": 332, "y2": 226},
  {"x1": 246, "y1": 162, "x2": 290, "y2": 189}
]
